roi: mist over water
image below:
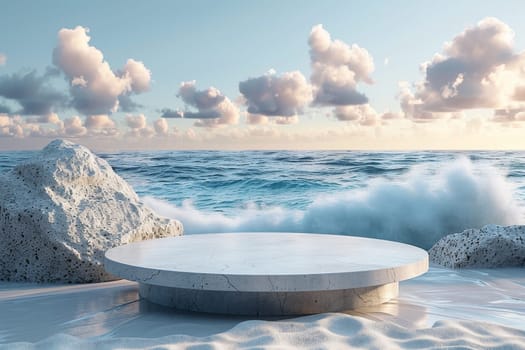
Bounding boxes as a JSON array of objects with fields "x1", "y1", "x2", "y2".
[
  {"x1": 143, "y1": 157, "x2": 523, "y2": 249},
  {"x1": 303, "y1": 158, "x2": 522, "y2": 248},
  {"x1": 1, "y1": 149, "x2": 525, "y2": 249}
]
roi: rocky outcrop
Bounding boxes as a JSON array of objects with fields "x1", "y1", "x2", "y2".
[
  {"x1": 429, "y1": 225, "x2": 525, "y2": 268},
  {"x1": 0, "y1": 139, "x2": 183, "y2": 283}
]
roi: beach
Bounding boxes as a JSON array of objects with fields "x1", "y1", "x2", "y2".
[
  {"x1": 3, "y1": 5, "x2": 525, "y2": 348},
  {"x1": 1, "y1": 266, "x2": 524, "y2": 348},
  {"x1": 1, "y1": 147, "x2": 525, "y2": 348}
]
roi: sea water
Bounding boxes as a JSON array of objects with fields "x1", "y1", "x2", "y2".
[{"x1": 1, "y1": 150, "x2": 525, "y2": 249}]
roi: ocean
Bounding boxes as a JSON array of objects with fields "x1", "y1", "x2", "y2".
[{"x1": 1, "y1": 150, "x2": 525, "y2": 249}]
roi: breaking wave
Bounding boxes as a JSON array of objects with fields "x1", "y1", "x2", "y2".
[{"x1": 143, "y1": 158, "x2": 523, "y2": 249}]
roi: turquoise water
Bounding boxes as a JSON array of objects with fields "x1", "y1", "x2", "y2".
[{"x1": 2, "y1": 150, "x2": 525, "y2": 248}]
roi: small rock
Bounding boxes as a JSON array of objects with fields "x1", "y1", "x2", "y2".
[{"x1": 429, "y1": 225, "x2": 525, "y2": 268}]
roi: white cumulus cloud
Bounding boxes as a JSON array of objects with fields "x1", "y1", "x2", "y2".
[
  {"x1": 153, "y1": 118, "x2": 169, "y2": 135},
  {"x1": 62, "y1": 116, "x2": 87, "y2": 137},
  {"x1": 125, "y1": 114, "x2": 147, "y2": 129},
  {"x1": 239, "y1": 70, "x2": 312, "y2": 121},
  {"x1": 53, "y1": 26, "x2": 151, "y2": 115},
  {"x1": 401, "y1": 17, "x2": 525, "y2": 123},
  {"x1": 308, "y1": 24, "x2": 374, "y2": 106},
  {"x1": 334, "y1": 104, "x2": 379, "y2": 126},
  {"x1": 163, "y1": 81, "x2": 239, "y2": 128}
]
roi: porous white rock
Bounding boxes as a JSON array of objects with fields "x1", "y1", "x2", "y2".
[
  {"x1": 0, "y1": 139, "x2": 183, "y2": 283},
  {"x1": 429, "y1": 225, "x2": 525, "y2": 268}
]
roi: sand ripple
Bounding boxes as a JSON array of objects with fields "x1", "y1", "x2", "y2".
[{"x1": 4, "y1": 313, "x2": 525, "y2": 350}]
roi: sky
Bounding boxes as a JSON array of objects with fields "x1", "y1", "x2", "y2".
[{"x1": 1, "y1": 0, "x2": 525, "y2": 151}]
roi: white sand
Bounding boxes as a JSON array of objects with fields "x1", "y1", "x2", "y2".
[{"x1": 1, "y1": 266, "x2": 524, "y2": 349}]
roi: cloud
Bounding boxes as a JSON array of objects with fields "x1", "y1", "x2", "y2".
[
  {"x1": 0, "y1": 112, "x2": 174, "y2": 141},
  {"x1": 239, "y1": 70, "x2": 312, "y2": 119},
  {"x1": 492, "y1": 107, "x2": 525, "y2": 123},
  {"x1": 85, "y1": 114, "x2": 115, "y2": 129},
  {"x1": 401, "y1": 17, "x2": 525, "y2": 121},
  {"x1": 83, "y1": 114, "x2": 118, "y2": 136},
  {"x1": 275, "y1": 115, "x2": 299, "y2": 125},
  {"x1": 62, "y1": 116, "x2": 87, "y2": 137},
  {"x1": 122, "y1": 59, "x2": 150, "y2": 93},
  {"x1": 25, "y1": 123, "x2": 61, "y2": 138},
  {"x1": 172, "y1": 81, "x2": 239, "y2": 127},
  {"x1": 333, "y1": 103, "x2": 399, "y2": 126},
  {"x1": 0, "y1": 53, "x2": 6, "y2": 66},
  {"x1": 128, "y1": 127, "x2": 155, "y2": 138},
  {"x1": 125, "y1": 114, "x2": 147, "y2": 129},
  {"x1": 160, "y1": 108, "x2": 183, "y2": 119},
  {"x1": 333, "y1": 104, "x2": 379, "y2": 126},
  {"x1": 0, "y1": 114, "x2": 23, "y2": 137},
  {"x1": 179, "y1": 81, "x2": 225, "y2": 110},
  {"x1": 184, "y1": 110, "x2": 221, "y2": 119},
  {"x1": 308, "y1": 24, "x2": 374, "y2": 106},
  {"x1": 0, "y1": 103, "x2": 11, "y2": 114},
  {"x1": 26, "y1": 113, "x2": 62, "y2": 124},
  {"x1": 123, "y1": 114, "x2": 174, "y2": 138},
  {"x1": 0, "y1": 113, "x2": 66, "y2": 138},
  {"x1": 0, "y1": 71, "x2": 68, "y2": 116},
  {"x1": 186, "y1": 128, "x2": 196, "y2": 140},
  {"x1": 398, "y1": 81, "x2": 438, "y2": 122},
  {"x1": 124, "y1": 113, "x2": 156, "y2": 138},
  {"x1": 153, "y1": 118, "x2": 169, "y2": 135},
  {"x1": 118, "y1": 95, "x2": 143, "y2": 112},
  {"x1": 380, "y1": 111, "x2": 403, "y2": 120},
  {"x1": 43, "y1": 114, "x2": 118, "y2": 138},
  {"x1": 246, "y1": 113, "x2": 300, "y2": 125},
  {"x1": 53, "y1": 26, "x2": 151, "y2": 115},
  {"x1": 246, "y1": 113, "x2": 269, "y2": 125}
]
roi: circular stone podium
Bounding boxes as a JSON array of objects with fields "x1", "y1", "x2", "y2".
[{"x1": 105, "y1": 233, "x2": 428, "y2": 315}]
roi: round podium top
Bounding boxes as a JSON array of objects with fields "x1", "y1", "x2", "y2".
[{"x1": 105, "y1": 233, "x2": 428, "y2": 292}]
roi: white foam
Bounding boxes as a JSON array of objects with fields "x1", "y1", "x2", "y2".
[{"x1": 144, "y1": 158, "x2": 524, "y2": 248}]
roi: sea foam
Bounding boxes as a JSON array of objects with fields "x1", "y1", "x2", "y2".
[{"x1": 144, "y1": 158, "x2": 523, "y2": 249}]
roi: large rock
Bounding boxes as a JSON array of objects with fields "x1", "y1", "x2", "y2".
[
  {"x1": 0, "y1": 139, "x2": 183, "y2": 283},
  {"x1": 429, "y1": 225, "x2": 525, "y2": 268}
]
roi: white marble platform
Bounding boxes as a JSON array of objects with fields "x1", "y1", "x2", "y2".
[{"x1": 105, "y1": 233, "x2": 428, "y2": 315}]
